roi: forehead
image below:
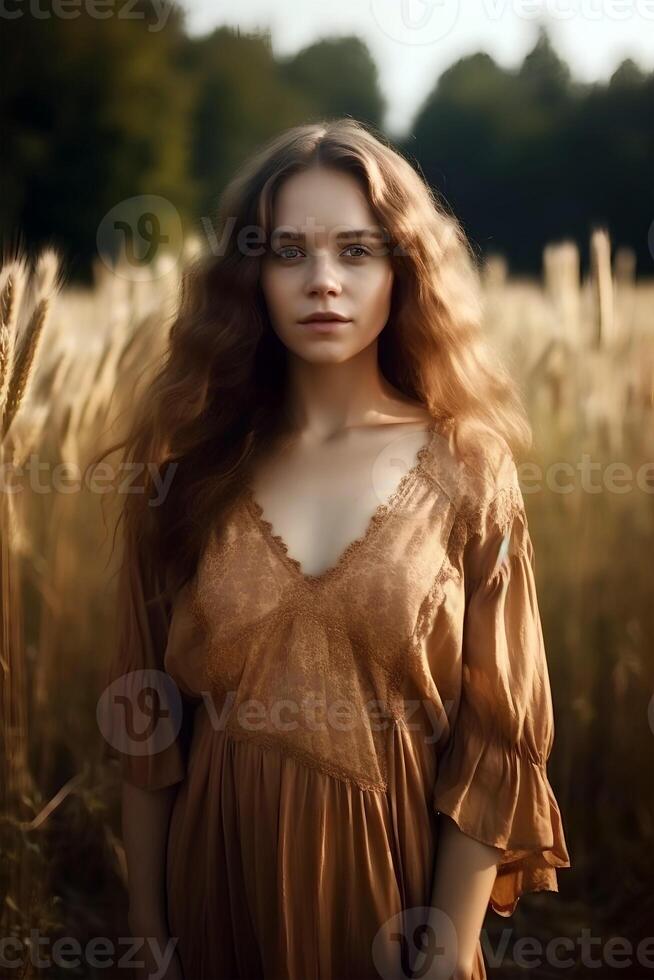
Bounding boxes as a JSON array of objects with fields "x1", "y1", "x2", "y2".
[{"x1": 270, "y1": 167, "x2": 379, "y2": 237}]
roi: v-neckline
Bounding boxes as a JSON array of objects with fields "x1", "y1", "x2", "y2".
[{"x1": 242, "y1": 417, "x2": 442, "y2": 588}]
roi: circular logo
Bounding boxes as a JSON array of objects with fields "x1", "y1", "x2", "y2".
[
  {"x1": 372, "y1": 904, "x2": 458, "y2": 979},
  {"x1": 97, "y1": 668, "x2": 183, "y2": 756},
  {"x1": 96, "y1": 194, "x2": 183, "y2": 281},
  {"x1": 370, "y1": 0, "x2": 460, "y2": 46},
  {"x1": 370, "y1": 424, "x2": 458, "y2": 526}
]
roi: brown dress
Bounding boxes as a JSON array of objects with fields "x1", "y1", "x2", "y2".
[{"x1": 103, "y1": 417, "x2": 571, "y2": 980}]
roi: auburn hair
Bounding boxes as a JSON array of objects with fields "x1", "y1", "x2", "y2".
[{"x1": 89, "y1": 117, "x2": 531, "y2": 610}]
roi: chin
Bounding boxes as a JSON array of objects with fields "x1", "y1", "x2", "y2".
[
  {"x1": 298, "y1": 345, "x2": 351, "y2": 362},
  {"x1": 286, "y1": 339, "x2": 354, "y2": 363}
]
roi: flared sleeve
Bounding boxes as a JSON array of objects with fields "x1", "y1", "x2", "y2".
[
  {"x1": 100, "y1": 546, "x2": 196, "y2": 791},
  {"x1": 432, "y1": 457, "x2": 571, "y2": 916}
]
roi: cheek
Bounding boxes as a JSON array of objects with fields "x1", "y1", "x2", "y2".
[
  {"x1": 260, "y1": 266, "x2": 288, "y2": 318},
  {"x1": 358, "y1": 263, "x2": 394, "y2": 312}
]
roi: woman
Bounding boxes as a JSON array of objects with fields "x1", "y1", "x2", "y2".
[{"x1": 101, "y1": 118, "x2": 571, "y2": 980}]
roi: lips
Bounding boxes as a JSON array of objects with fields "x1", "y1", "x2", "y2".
[{"x1": 298, "y1": 312, "x2": 351, "y2": 323}]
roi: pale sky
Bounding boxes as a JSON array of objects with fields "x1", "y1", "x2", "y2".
[{"x1": 179, "y1": 0, "x2": 654, "y2": 137}]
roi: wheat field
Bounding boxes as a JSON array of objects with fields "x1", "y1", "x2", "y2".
[{"x1": 1, "y1": 231, "x2": 653, "y2": 978}]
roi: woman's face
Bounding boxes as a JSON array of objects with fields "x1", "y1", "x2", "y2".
[{"x1": 259, "y1": 166, "x2": 394, "y2": 364}]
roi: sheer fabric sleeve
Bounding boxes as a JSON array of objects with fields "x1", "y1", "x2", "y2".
[
  {"x1": 432, "y1": 464, "x2": 571, "y2": 916},
  {"x1": 100, "y1": 548, "x2": 195, "y2": 791}
]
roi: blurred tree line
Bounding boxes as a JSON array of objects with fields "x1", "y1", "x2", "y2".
[{"x1": 1, "y1": 0, "x2": 652, "y2": 282}]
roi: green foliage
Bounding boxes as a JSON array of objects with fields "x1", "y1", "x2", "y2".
[
  {"x1": 408, "y1": 26, "x2": 652, "y2": 274},
  {"x1": 279, "y1": 36, "x2": 385, "y2": 130},
  {"x1": 181, "y1": 27, "x2": 314, "y2": 222},
  {"x1": 1, "y1": 17, "x2": 651, "y2": 281},
  {"x1": 1, "y1": 1, "x2": 193, "y2": 280}
]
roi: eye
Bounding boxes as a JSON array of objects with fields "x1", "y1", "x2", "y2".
[
  {"x1": 276, "y1": 246, "x2": 303, "y2": 260},
  {"x1": 342, "y1": 245, "x2": 370, "y2": 258},
  {"x1": 273, "y1": 244, "x2": 371, "y2": 261}
]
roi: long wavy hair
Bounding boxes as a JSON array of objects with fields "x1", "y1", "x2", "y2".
[{"x1": 91, "y1": 117, "x2": 531, "y2": 611}]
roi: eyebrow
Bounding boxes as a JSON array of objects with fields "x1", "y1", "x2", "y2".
[{"x1": 273, "y1": 228, "x2": 384, "y2": 242}]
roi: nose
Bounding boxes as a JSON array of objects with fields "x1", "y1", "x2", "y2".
[{"x1": 304, "y1": 253, "x2": 342, "y2": 298}]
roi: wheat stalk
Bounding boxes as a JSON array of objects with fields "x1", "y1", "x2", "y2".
[
  {"x1": 0, "y1": 258, "x2": 29, "y2": 423},
  {"x1": 2, "y1": 249, "x2": 60, "y2": 442}
]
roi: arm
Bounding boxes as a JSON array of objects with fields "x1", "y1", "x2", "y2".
[
  {"x1": 123, "y1": 781, "x2": 184, "y2": 980},
  {"x1": 426, "y1": 457, "x2": 571, "y2": 973},
  {"x1": 123, "y1": 780, "x2": 177, "y2": 935},
  {"x1": 427, "y1": 816, "x2": 503, "y2": 980},
  {"x1": 100, "y1": 547, "x2": 193, "y2": 977}
]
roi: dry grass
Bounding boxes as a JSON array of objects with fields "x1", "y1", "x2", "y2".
[
  {"x1": 0, "y1": 232, "x2": 652, "y2": 978},
  {"x1": 0, "y1": 245, "x2": 189, "y2": 977}
]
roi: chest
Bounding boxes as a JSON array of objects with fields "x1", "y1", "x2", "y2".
[
  {"x1": 189, "y1": 475, "x2": 461, "y2": 724},
  {"x1": 245, "y1": 425, "x2": 435, "y2": 579}
]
